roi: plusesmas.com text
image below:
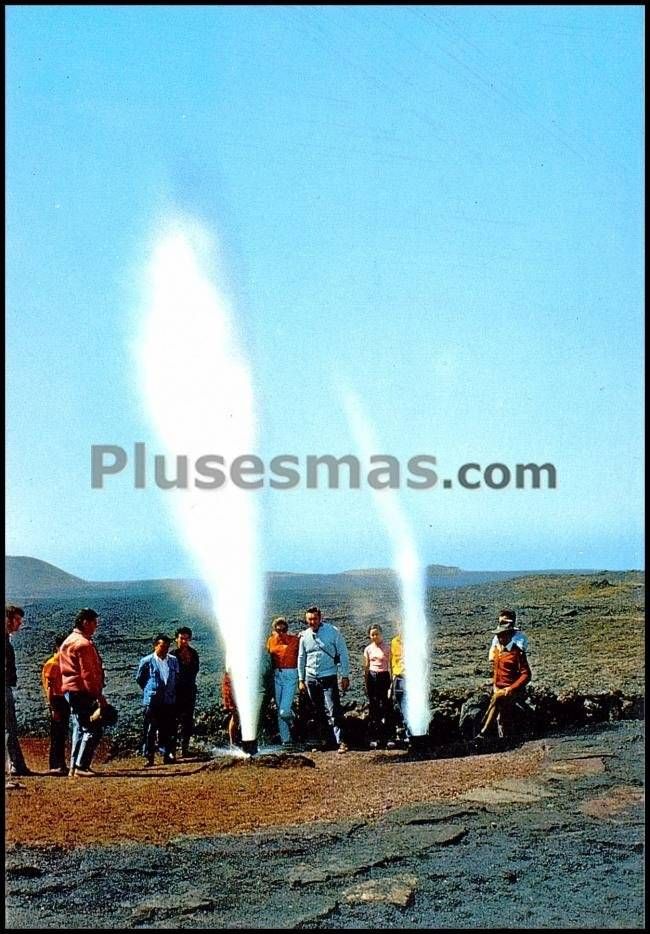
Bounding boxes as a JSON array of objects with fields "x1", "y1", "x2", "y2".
[{"x1": 91, "y1": 445, "x2": 557, "y2": 492}]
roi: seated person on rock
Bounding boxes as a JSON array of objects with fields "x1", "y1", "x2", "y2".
[{"x1": 477, "y1": 611, "x2": 531, "y2": 741}]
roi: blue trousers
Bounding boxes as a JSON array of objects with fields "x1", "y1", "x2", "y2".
[
  {"x1": 66, "y1": 691, "x2": 103, "y2": 770},
  {"x1": 273, "y1": 669, "x2": 298, "y2": 743}
]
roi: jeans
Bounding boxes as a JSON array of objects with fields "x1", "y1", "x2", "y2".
[
  {"x1": 306, "y1": 675, "x2": 344, "y2": 747},
  {"x1": 5, "y1": 685, "x2": 28, "y2": 774},
  {"x1": 273, "y1": 668, "x2": 299, "y2": 744},
  {"x1": 49, "y1": 696, "x2": 70, "y2": 770},
  {"x1": 66, "y1": 691, "x2": 103, "y2": 770},
  {"x1": 142, "y1": 702, "x2": 177, "y2": 760}
]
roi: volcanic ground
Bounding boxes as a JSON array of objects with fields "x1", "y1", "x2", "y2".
[{"x1": 4, "y1": 567, "x2": 645, "y2": 928}]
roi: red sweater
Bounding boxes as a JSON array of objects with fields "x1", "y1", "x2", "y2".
[
  {"x1": 59, "y1": 630, "x2": 105, "y2": 697},
  {"x1": 493, "y1": 645, "x2": 531, "y2": 693}
]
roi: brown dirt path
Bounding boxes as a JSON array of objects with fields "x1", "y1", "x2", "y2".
[{"x1": 5, "y1": 738, "x2": 545, "y2": 848}]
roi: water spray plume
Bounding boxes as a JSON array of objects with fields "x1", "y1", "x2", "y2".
[
  {"x1": 137, "y1": 219, "x2": 264, "y2": 741},
  {"x1": 343, "y1": 391, "x2": 431, "y2": 736}
]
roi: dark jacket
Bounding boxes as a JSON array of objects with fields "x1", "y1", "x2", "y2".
[
  {"x1": 5, "y1": 634, "x2": 17, "y2": 687},
  {"x1": 169, "y1": 645, "x2": 200, "y2": 695}
]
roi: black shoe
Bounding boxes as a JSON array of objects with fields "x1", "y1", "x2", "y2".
[
  {"x1": 163, "y1": 754, "x2": 176, "y2": 764},
  {"x1": 10, "y1": 767, "x2": 34, "y2": 777},
  {"x1": 143, "y1": 758, "x2": 155, "y2": 768}
]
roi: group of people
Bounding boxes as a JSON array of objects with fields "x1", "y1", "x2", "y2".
[
  {"x1": 5, "y1": 604, "x2": 201, "y2": 777},
  {"x1": 224, "y1": 605, "x2": 531, "y2": 754},
  {"x1": 5, "y1": 601, "x2": 532, "y2": 777},
  {"x1": 6, "y1": 605, "x2": 110, "y2": 778}
]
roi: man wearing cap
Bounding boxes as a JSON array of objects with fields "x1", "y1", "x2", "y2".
[
  {"x1": 267, "y1": 617, "x2": 300, "y2": 747},
  {"x1": 488, "y1": 609, "x2": 528, "y2": 667},
  {"x1": 298, "y1": 606, "x2": 351, "y2": 753},
  {"x1": 477, "y1": 610, "x2": 531, "y2": 741}
]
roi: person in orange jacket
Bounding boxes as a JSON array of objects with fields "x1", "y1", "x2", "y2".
[
  {"x1": 477, "y1": 614, "x2": 532, "y2": 740},
  {"x1": 266, "y1": 617, "x2": 300, "y2": 746},
  {"x1": 41, "y1": 635, "x2": 70, "y2": 775}
]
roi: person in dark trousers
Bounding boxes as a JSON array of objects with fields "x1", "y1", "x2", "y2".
[
  {"x1": 390, "y1": 623, "x2": 408, "y2": 748},
  {"x1": 41, "y1": 635, "x2": 70, "y2": 775},
  {"x1": 477, "y1": 614, "x2": 532, "y2": 741},
  {"x1": 5, "y1": 605, "x2": 33, "y2": 777},
  {"x1": 136, "y1": 634, "x2": 179, "y2": 767},
  {"x1": 170, "y1": 625, "x2": 200, "y2": 758},
  {"x1": 297, "y1": 606, "x2": 351, "y2": 753},
  {"x1": 363, "y1": 624, "x2": 392, "y2": 748}
]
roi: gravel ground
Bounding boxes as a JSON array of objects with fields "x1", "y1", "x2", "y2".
[
  {"x1": 6, "y1": 738, "x2": 544, "y2": 846},
  {"x1": 5, "y1": 721, "x2": 645, "y2": 929}
]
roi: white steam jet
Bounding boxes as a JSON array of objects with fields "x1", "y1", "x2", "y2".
[
  {"x1": 137, "y1": 218, "x2": 263, "y2": 742},
  {"x1": 343, "y1": 391, "x2": 431, "y2": 736}
]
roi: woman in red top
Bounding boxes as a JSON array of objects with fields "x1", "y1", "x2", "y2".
[{"x1": 266, "y1": 617, "x2": 300, "y2": 746}]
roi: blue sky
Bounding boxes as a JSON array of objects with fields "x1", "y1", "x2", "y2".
[{"x1": 6, "y1": 5, "x2": 644, "y2": 579}]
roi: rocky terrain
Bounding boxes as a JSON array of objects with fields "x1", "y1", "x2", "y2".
[
  {"x1": 5, "y1": 564, "x2": 644, "y2": 746},
  {"x1": 5, "y1": 722, "x2": 644, "y2": 929},
  {"x1": 5, "y1": 561, "x2": 644, "y2": 928}
]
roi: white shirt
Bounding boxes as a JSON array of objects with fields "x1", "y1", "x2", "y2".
[{"x1": 153, "y1": 654, "x2": 170, "y2": 684}]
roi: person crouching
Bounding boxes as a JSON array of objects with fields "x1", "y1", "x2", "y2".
[{"x1": 136, "y1": 634, "x2": 179, "y2": 767}]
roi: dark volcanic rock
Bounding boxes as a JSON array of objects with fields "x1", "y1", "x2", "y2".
[
  {"x1": 199, "y1": 752, "x2": 315, "y2": 772},
  {"x1": 5, "y1": 723, "x2": 645, "y2": 930},
  {"x1": 6, "y1": 865, "x2": 44, "y2": 879}
]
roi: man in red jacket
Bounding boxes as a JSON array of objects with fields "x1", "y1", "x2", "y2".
[
  {"x1": 59, "y1": 608, "x2": 107, "y2": 777},
  {"x1": 477, "y1": 614, "x2": 532, "y2": 741}
]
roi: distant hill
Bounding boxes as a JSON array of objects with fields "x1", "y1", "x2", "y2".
[
  {"x1": 5, "y1": 556, "x2": 88, "y2": 599},
  {"x1": 5, "y1": 555, "x2": 603, "y2": 603},
  {"x1": 344, "y1": 565, "x2": 461, "y2": 578}
]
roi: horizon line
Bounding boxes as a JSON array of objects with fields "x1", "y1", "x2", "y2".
[{"x1": 6, "y1": 554, "x2": 643, "y2": 586}]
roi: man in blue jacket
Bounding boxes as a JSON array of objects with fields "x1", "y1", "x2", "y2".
[
  {"x1": 136, "y1": 634, "x2": 180, "y2": 767},
  {"x1": 298, "y1": 606, "x2": 351, "y2": 753}
]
